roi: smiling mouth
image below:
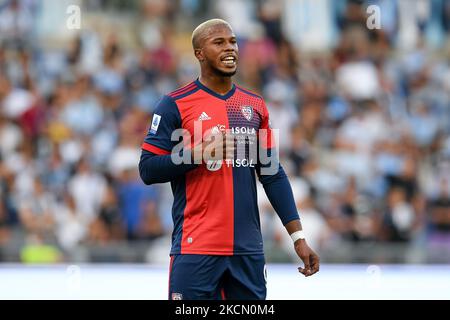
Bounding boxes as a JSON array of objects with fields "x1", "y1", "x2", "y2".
[{"x1": 221, "y1": 56, "x2": 237, "y2": 67}]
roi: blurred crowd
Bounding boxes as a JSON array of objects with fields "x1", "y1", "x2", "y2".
[{"x1": 0, "y1": 0, "x2": 449, "y2": 263}]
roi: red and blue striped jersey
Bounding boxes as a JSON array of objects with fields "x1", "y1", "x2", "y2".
[{"x1": 140, "y1": 79, "x2": 299, "y2": 255}]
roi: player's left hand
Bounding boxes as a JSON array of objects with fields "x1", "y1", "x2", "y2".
[{"x1": 294, "y1": 239, "x2": 320, "y2": 277}]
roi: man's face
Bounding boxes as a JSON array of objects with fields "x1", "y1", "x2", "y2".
[{"x1": 197, "y1": 25, "x2": 238, "y2": 77}]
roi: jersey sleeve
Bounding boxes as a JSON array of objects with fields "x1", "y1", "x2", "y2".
[
  {"x1": 141, "y1": 95, "x2": 181, "y2": 155},
  {"x1": 257, "y1": 99, "x2": 300, "y2": 225}
]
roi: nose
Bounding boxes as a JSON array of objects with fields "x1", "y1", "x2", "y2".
[{"x1": 224, "y1": 41, "x2": 236, "y2": 52}]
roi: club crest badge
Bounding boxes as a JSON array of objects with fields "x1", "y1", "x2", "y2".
[{"x1": 241, "y1": 106, "x2": 253, "y2": 121}]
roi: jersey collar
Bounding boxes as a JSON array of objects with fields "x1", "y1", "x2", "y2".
[{"x1": 195, "y1": 78, "x2": 236, "y2": 100}]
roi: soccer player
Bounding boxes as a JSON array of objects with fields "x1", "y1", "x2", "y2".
[{"x1": 139, "y1": 19, "x2": 319, "y2": 300}]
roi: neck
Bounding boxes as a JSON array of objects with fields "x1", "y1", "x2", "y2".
[{"x1": 199, "y1": 72, "x2": 233, "y2": 95}]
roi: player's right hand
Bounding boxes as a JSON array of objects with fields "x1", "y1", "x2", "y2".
[{"x1": 194, "y1": 131, "x2": 234, "y2": 163}]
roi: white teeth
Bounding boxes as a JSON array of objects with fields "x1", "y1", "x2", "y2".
[{"x1": 222, "y1": 56, "x2": 236, "y2": 66}]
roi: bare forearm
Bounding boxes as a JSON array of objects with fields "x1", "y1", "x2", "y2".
[{"x1": 285, "y1": 219, "x2": 302, "y2": 235}]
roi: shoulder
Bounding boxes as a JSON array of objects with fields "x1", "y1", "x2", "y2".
[
  {"x1": 151, "y1": 95, "x2": 182, "y2": 125},
  {"x1": 153, "y1": 94, "x2": 176, "y2": 112},
  {"x1": 156, "y1": 81, "x2": 200, "y2": 112},
  {"x1": 235, "y1": 85, "x2": 264, "y2": 101},
  {"x1": 167, "y1": 81, "x2": 199, "y2": 100},
  {"x1": 155, "y1": 81, "x2": 198, "y2": 109},
  {"x1": 235, "y1": 85, "x2": 269, "y2": 117}
]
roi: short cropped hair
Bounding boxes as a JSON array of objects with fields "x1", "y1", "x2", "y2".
[{"x1": 191, "y1": 18, "x2": 232, "y2": 49}]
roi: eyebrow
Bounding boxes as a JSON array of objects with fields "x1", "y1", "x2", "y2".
[{"x1": 210, "y1": 36, "x2": 236, "y2": 41}]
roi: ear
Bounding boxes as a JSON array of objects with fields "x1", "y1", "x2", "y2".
[{"x1": 194, "y1": 48, "x2": 204, "y2": 62}]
